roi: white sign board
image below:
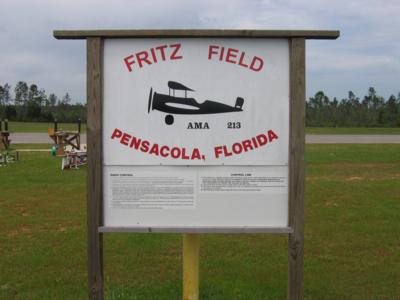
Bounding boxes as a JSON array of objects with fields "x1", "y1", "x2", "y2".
[{"x1": 103, "y1": 38, "x2": 289, "y2": 228}]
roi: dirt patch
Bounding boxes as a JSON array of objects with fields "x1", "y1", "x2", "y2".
[
  {"x1": 324, "y1": 200, "x2": 338, "y2": 207},
  {"x1": 306, "y1": 175, "x2": 331, "y2": 181},
  {"x1": 346, "y1": 176, "x2": 363, "y2": 181},
  {"x1": 377, "y1": 249, "x2": 391, "y2": 258},
  {"x1": 7, "y1": 227, "x2": 32, "y2": 237}
]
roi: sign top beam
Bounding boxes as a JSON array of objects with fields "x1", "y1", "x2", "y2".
[{"x1": 54, "y1": 29, "x2": 339, "y2": 40}]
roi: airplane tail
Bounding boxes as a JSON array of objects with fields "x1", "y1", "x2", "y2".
[{"x1": 235, "y1": 97, "x2": 244, "y2": 109}]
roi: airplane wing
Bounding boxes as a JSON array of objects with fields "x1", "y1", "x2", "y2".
[{"x1": 168, "y1": 81, "x2": 194, "y2": 91}]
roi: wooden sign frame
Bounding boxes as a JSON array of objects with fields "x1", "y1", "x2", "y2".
[{"x1": 54, "y1": 29, "x2": 339, "y2": 300}]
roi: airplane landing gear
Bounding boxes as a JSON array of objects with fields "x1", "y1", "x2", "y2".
[{"x1": 165, "y1": 114, "x2": 174, "y2": 125}]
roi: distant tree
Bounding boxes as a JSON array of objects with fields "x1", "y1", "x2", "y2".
[
  {"x1": 26, "y1": 101, "x2": 41, "y2": 120},
  {"x1": 0, "y1": 84, "x2": 12, "y2": 118},
  {"x1": 1, "y1": 84, "x2": 12, "y2": 105},
  {"x1": 0, "y1": 85, "x2": 4, "y2": 106},
  {"x1": 5, "y1": 105, "x2": 17, "y2": 120},
  {"x1": 331, "y1": 97, "x2": 339, "y2": 126},
  {"x1": 307, "y1": 91, "x2": 331, "y2": 126},
  {"x1": 386, "y1": 95, "x2": 399, "y2": 126},
  {"x1": 61, "y1": 92, "x2": 72, "y2": 105},
  {"x1": 346, "y1": 91, "x2": 363, "y2": 126},
  {"x1": 28, "y1": 84, "x2": 39, "y2": 103},
  {"x1": 48, "y1": 93, "x2": 57, "y2": 106},
  {"x1": 37, "y1": 88, "x2": 47, "y2": 106},
  {"x1": 14, "y1": 81, "x2": 28, "y2": 105},
  {"x1": 348, "y1": 91, "x2": 359, "y2": 104}
]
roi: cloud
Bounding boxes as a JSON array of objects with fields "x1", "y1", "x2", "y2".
[
  {"x1": 307, "y1": 49, "x2": 399, "y2": 72},
  {"x1": 0, "y1": 0, "x2": 399, "y2": 101}
]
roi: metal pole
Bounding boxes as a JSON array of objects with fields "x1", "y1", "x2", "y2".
[{"x1": 183, "y1": 234, "x2": 200, "y2": 300}]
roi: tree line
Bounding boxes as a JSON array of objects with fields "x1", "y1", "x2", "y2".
[
  {"x1": 307, "y1": 87, "x2": 400, "y2": 127},
  {"x1": 0, "y1": 81, "x2": 86, "y2": 123},
  {"x1": 1, "y1": 82, "x2": 399, "y2": 127}
]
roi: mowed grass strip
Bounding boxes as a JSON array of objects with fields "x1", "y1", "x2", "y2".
[
  {"x1": 11, "y1": 143, "x2": 52, "y2": 150},
  {"x1": 0, "y1": 144, "x2": 399, "y2": 299},
  {"x1": 306, "y1": 127, "x2": 400, "y2": 135},
  {"x1": 5, "y1": 121, "x2": 400, "y2": 135},
  {"x1": 6, "y1": 121, "x2": 86, "y2": 133}
]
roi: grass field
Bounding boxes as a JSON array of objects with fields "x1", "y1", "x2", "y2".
[
  {"x1": 0, "y1": 144, "x2": 399, "y2": 299},
  {"x1": 6, "y1": 121, "x2": 86, "y2": 133},
  {"x1": 3, "y1": 121, "x2": 400, "y2": 135},
  {"x1": 306, "y1": 127, "x2": 400, "y2": 135},
  {"x1": 11, "y1": 143, "x2": 52, "y2": 150}
]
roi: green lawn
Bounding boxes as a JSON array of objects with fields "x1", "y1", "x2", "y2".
[
  {"x1": 5, "y1": 121, "x2": 86, "y2": 133},
  {"x1": 306, "y1": 127, "x2": 400, "y2": 135},
  {"x1": 11, "y1": 143, "x2": 52, "y2": 150},
  {"x1": 3, "y1": 122, "x2": 400, "y2": 135},
  {"x1": 0, "y1": 145, "x2": 399, "y2": 299}
]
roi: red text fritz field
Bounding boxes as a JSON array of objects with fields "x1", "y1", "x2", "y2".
[{"x1": 123, "y1": 44, "x2": 264, "y2": 72}]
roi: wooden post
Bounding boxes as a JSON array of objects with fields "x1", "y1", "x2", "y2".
[
  {"x1": 87, "y1": 37, "x2": 104, "y2": 300},
  {"x1": 4, "y1": 119, "x2": 8, "y2": 131},
  {"x1": 78, "y1": 118, "x2": 82, "y2": 149},
  {"x1": 54, "y1": 119, "x2": 58, "y2": 133},
  {"x1": 288, "y1": 38, "x2": 306, "y2": 300},
  {"x1": 183, "y1": 234, "x2": 200, "y2": 300}
]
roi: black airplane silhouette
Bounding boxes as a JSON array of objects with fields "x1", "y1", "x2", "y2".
[{"x1": 148, "y1": 81, "x2": 244, "y2": 125}]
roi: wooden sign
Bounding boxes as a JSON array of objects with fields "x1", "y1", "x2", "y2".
[
  {"x1": 54, "y1": 29, "x2": 339, "y2": 300},
  {"x1": 103, "y1": 37, "x2": 290, "y2": 229}
]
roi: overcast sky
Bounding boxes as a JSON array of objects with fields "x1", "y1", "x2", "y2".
[{"x1": 0, "y1": 0, "x2": 399, "y2": 103}]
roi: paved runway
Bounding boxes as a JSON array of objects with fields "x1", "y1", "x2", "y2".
[
  {"x1": 10, "y1": 133, "x2": 400, "y2": 144},
  {"x1": 11, "y1": 133, "x2": 87, "y2": 144},
  {"x1": 306, "y1": 134, "x2": 400, "y2": 144}
]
